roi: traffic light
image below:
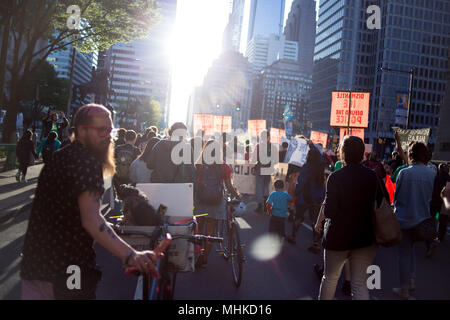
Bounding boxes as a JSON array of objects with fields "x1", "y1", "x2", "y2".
[
  {"x1": 216, "y1": 100, "x2": 220, "y2": 109},
  {"x1": 235, "y1": 102, "x2": 241, "y2": 111}
]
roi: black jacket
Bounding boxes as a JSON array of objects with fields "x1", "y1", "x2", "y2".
[{"x1": 322, "y1": 163, "x2": 382, "y2": 251}]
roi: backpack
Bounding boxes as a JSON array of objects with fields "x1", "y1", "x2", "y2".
[
  {"x1": 197, "y1": 164, "x2": 224, "y2": 205},
  {"x1": 42, "y1": 140, "x2": 54, "y2": 164},
  {"x1": 115, "y1": 147, "x2": 135, "y2": 180}
]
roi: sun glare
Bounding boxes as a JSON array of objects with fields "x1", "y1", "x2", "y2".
[{"x1": 168, "y1": 0, "x2": 229, "y2": 126}]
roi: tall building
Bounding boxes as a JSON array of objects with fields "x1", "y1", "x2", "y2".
[
  {"x1": 187, "y1": 51, "x2": 253, "y2": 131},
  {"x1": 284, "y1": 0, "x2": 317, "y2": 75},
  {"x1": 309, "y1": 0, "x2": 450, "y2": 155},
  {"x1": 250, "y1": 59, "x2": 312, "y2": 131},
  {"x1": 222, "y1": 0, "x2": 246, "y2": 52},
  {"x1": 247, "y1": 0, "x2": 286, "y2": 43},
  {"x1": 98, "y1": 0, "x2": 177, "y2": 128},
  {"x1": 246, "y1": 34, "x2": 298, "y2": 74},
  {"x1": 434, "y1": 46, "x2": 450, "y2": 161}
]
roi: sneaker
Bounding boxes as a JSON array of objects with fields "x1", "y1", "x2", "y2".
[
  {"x1": 21, "y1": 178, "x2": 28, "y2": 183},
  {"x1": 15, "y1": 172, "x2": 20, "y2": 182},
  {"x1": 426, "y1": 240, "x2": 439, "y2": 258},
  {"x1": 342, "y1": 280, "x2": 352, "y2": 296},
  {"x1": 314, "y1": 264, "x2": 323, "y2": 280}
]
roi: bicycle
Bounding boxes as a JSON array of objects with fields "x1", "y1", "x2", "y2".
[
  {"x1": 113, "y1": 218, "x2": 223, "y2": 300},
  {"x1": 215, "y1": 195, "x2": 245, "y2": 288}
]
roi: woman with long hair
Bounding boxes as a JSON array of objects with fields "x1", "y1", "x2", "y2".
[
  {"x1": 194, "y1": 139, "x2": 240, "y2": 268},
  {"x1": 16, "y1": 130, "x2": 38, "y2": 183},
  {"x1": 287, "y1": 140, "x2": 325, "y2": 252}
]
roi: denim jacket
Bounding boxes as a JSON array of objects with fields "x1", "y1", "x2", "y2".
[{"x1": 394, "y1": 163, "x2": 435, "y2": 229}]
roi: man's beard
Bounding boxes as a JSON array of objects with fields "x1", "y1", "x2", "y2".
[{"x1": 86, "y1": 138, "x2": 116, "y2": 178}]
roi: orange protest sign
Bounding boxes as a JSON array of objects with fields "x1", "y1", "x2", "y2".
[
  {"x1": 339, "y1": 128, "x2": 365, "y2": 142},
  {"x1": 214, "y1": 116, "x2": 232, "y2": 133},
  {"x1": 194, "y1": 114, "x2": 214, "y2": 136},
  {"x1": 270, "y1": 128, "x2": 285, "y2": 145},
  {"x1": 330, "y1": 91, "x2": 370, "y2": 128},
  {"x1": 310, "y1": 130, "x2": 328, "y2": 147},
  {"x1": 248, "y1": 120, "x2": 266, "y2": 138}
]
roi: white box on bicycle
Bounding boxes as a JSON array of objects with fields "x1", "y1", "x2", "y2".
[
  {"x1": 136, "y1": 183, "x2": 194, "y2": 220},
  {"x1": 118, "y1": 224, "x2": 196, "y2": 273}
]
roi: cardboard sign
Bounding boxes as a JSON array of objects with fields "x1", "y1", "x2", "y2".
[
  {"x1": 364, "y1": 144, "x2": 373, "y2": 155},
  {"x1": 330, "y1": 91, "x2": 370, "y2": 128},
  {"x1": 269, "y1": 163, "x2": 289, "y2": 194},
  {"x1": 230, "y1": 163, "x2": 256, "y2": 195},
  {"x1": 248, "y1": 120, "x2": 267, "y2": 138},
  {"x1": 214, "y1": 115, "x2": 232, "y2": 133},
  {"x1": 194, "y1": 114, "x2": 214, "y2": 136},
  {"x1": 284, "y1": 136, "x2": 309, "y2": 167},
  {"x1": 310, "y1": 131, "x2": 328, "y2": 147},
  {"x1": 339, "y1": 128, "x2": 365, "y2": 142},
  {"x1": 392, "y1": 127, "x2": 430, "y2": 152},
  {"x1": 270, "y1": 128, "x2": 285, "y2": 145}
]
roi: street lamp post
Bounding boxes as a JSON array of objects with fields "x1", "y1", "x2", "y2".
[{"x1": 379, "y1": 67, "x2": 415, "y2": 129}]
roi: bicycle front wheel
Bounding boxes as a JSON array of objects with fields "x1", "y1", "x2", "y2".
[{"x1": 230, "y1": 222, "x2": 243, "y2": 288}]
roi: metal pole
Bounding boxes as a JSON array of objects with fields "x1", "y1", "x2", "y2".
[
  {"x1": 66, "y1": 45, "x2": 76, "y2": 116},
  {"x1": 347, "y1": 90, "x2": 352, "y2": 133},
  {"x1": 406, "y1": 68, "x2": 414, "y2": 129}
]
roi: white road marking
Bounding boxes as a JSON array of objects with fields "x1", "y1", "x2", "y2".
[
  {"x1": 302, "y1": 222, "x2": 313, "y2": 232},
  {"x1": 235, "y1": 217, "x2": 252, "y2": 229}
]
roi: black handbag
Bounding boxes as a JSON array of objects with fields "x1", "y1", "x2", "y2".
[{"x1": 411, "y1": 217, "x2": 437, "y2": 242}]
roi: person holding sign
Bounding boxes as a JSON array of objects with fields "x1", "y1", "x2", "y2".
[{"x1": 251, "y1": 130, "x2": 273, "y2": 214}]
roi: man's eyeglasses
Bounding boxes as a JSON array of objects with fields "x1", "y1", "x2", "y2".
[{"x1": 79, "y1": 125, "x2": 113, "y2": 137}]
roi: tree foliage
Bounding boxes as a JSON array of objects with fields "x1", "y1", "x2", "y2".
[{"x1": 0, "y1": 0, "x2": 161, "y2": 142}]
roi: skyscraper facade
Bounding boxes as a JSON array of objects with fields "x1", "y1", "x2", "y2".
[
  {"x1": 98, "y1": 0, "x2": 177, "y2": 128},
  {"x1": 246, "y1": 34, "x2": 298, "y2": 74},
  {"x1": 247, "y1": 0, "x2": 286, "y2": 43},
  {"x1": 284, "y1": 0, "x2": 317, "y2": 75},
  {"x1": 250, "y1": 59, "x2": 312, "y2": 130},
  {"x1": 309, "y1": 0, "x2": 450, "y2": 154},
  {"x1": 223, "y1": 0, "x2": 246, "y2": 52}
]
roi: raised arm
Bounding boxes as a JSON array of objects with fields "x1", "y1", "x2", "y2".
[{"x1": 394, "y1": 131, "x2": 408, "y2": 165}]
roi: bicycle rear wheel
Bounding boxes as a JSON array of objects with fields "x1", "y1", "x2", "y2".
[{"x1": 230, "y1": 222, "x2": 243, "y2": 287}]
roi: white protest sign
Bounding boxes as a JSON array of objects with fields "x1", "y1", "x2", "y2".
[
  {"x1": 269, "y1": 163, "x2": 289, "y2": 194},
  {"x1": 230, "y1": 163, "x2": 256, "y2": 195},
  {"x1": 284, "y1": 137, "x2": 309, "y2": 167}
]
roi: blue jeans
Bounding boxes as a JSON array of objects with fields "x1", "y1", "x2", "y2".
[
  {"x1": 255, "y1": 174, "x2": 270, "y2": 204},
  {"x1": 398, "y1": 229, "x2": 416, "y2": 288}
]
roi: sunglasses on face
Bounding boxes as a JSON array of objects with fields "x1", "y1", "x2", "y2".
[{"x1": 79, "y1": 125, "x2": 113, "y2": 137}]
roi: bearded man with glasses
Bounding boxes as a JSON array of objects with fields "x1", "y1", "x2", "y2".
[{"x1": 20, "y1": 103, "x2": 158, "y2": 300}]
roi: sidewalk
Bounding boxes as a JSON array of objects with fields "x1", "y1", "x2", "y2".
[{"x1": 0, "y1": 162, "x2": 44, "y2": 224}]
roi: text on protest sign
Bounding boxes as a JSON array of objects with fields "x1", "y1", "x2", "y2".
[
  {"x1": 214, "y1": 116, "x2": 232, "y2": 133},
  {"x1": 248, "y1": 120, "x2": 267, "y2": 138},
  {"x1": 269, "y1": 163, "x2": 289, "y2": 194},
  {"x1": 330, "y1": 91, "x2": 370, "y2": 128},
  {"x1": 194, "y1": 114, "x2": 215, "y2": 136},
  {"x1": 230, "y1": 163, "x2": 256, "y2": 195},
  {"x1": 310, "y1": 131, "x2": 328, "y2": 147},
  {"x1": 284, "y1": 137, "x2": 309, "y2": 167},
  {"x1": 392, "y1": 127, "x2": 431, "y2": 152},
  {"x1": 340, "y1": 128, "x2": 365, "y2": 142},
  {"x1": 270, "y1": 128, "x2": 285, "y2": 145}
]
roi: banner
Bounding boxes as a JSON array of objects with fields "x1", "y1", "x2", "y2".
[
  {"x1": 310, "y1": 131, "x2": 328, "y2": 147},
  {"x1": 395, "y1": 91, "x2": 409, "y2": 126},
  {"x1": 339, "y1": 128, "x2": 365, "y2": 142},
  {"x1": 248, "y1": 120, "x2": 266, "y2": 138},
  {"x1": 194, "y1": 114, "x2": 214, "y2": 136},
  {"x1": 330, "y1": 91, "x2": 370, "y2": 128},
  {"x1": 392, "y1": 127, "x2": 431, "y2": 152},
  {"x1": 230, "y1": 163, "x2": 256, "y2": 195},
  {"x1": 214, "y1": 116, "x2": 232, "y2": 133},
  {"x1": 284, "y1": 136, "x2": 309, "y2": 167},
  {"x1": 270, "y1": 128, "x2": 285, "y2": 145}
]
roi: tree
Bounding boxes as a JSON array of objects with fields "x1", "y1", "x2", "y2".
[
  {"x1": 143, "y1": 99, "x2": 162, "y2": 130},
  {"x1": 0, "y1": 0, "x2": 160, "y2": 142}
]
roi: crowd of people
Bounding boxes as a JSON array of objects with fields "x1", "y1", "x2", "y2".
[{"x1": 17, "y1": 102, "x2": 450, "y2": 300}]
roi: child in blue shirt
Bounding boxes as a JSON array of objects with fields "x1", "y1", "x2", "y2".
[{"x1": 266, "y1": 180, "x2": 293, "y2": 241}]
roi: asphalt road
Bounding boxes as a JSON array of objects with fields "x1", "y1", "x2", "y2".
[{"x1": 1, "y1": 185, "x2": 450, "y2": 300}]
